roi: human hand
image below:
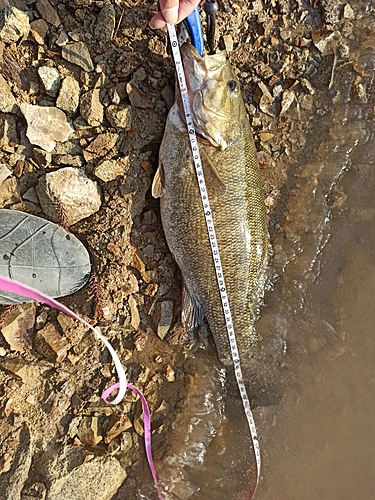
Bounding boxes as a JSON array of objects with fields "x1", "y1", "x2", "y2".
[{"x1": 149, "y1": 0, "x2": 201, "y2": 28}]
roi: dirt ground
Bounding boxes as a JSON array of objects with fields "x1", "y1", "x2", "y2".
[{"x1": 0, "y1": 0, "x2": 361, "y2": 498}]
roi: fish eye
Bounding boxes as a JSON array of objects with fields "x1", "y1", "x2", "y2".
[{"x1": 228, "y1": 80, "x2": 237, "y2": 92}]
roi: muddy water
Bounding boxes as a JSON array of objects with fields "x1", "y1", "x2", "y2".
[{"x1": 143, "y1": 2, "x2": 375, "y2": 498}]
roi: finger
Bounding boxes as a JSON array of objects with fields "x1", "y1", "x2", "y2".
[
  {"x1": 160, "y1": 0, "x2": 179, "y2": 24},
  {"x1": 149, "y1": 11, "x2": 167, "y2": 29},
  {"x1": 176, "y1": 0, "x2": 200, "y2": 22}
]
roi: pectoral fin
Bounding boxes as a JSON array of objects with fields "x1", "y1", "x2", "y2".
[
  {"x1": 200, "y1": 149, "x2": 227, "y2": 197},
  {"x1": 152, "y1": 163, "x2": 165, "y2": 198}
]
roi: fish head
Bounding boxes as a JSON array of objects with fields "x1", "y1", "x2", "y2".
[{"x1": 180, "y1": 43, "x2": 247, "y2": 150}]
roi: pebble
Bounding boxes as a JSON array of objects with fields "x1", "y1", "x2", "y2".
[
  {"x1": 0, "y1": 177, "x2": 21, "y2": 208},
  {"x1": 94, "y1": 4, "x2": 116, "y2": 42},
  {"x1": 29, "y1": 18, "x2": 48, "y2": 45},
  {"x1": 34, "y1": 322, "x2": 68, "y2": 363},
  {"x1": 1, "y1": 305, "x2": 36, "y2": 352},
  {"x1": 105, "y1": 104, "x2": 133, "y2": 129},
  {"x1": 38, "y1": 66, "x2": 61, "y2": 96},
  {"x1": 280, "y1": 89, "x2": 295, "y2": 116},
  {"x1": 0, "y1": 75, "x2": 17, "y2": 113},
  {"x1": 343, "y1": 3, "x2": 355, "y2": 19},
  {"x1": 36, "y1": 167, "x2": 101, "y2": 224},
  {"x1": 36, "y1": 0, "x2": 60, "y2": 27},
  {"x1": 20, "y1": 103, "x2": 73, "y2": 152},
  {"x1": 0, "y1": 163, "x2": 12, "y2": 185},
  {"x1": 55, "y1": 31, "x2": 69, "y2": 46},
  {"x1": 56, "y1": 75, "x2": 80, "y2": 113},
  {"x1": 126, "y1": 80, "x2": 153, "y2": 108},
  {"x1": 85, "y1": 133, "x2": 118, "y2": 155},
  {"x1": 128, "y1": 295, "x2": 140, "y2": 330},
  {"x1": 80, "y1": 89, "x2": 103, "y2": 127},
  {"x1": 62, "y1": 42, "x2": 94, "y2": 72},
  {"x1": 161, "y1": 84, "x2": 174, "y2": 110},
  {"x1": 0, "y1": 6, "x2": 30, "y2": 43},
  {"x1": 93, "y1": 158, "x2": 129, "y2": 182},
  {"x1": 156, "y1": 300, "x2": 174, "y2": 340}
]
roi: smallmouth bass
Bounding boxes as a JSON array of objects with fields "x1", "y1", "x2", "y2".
[{"x1": 152, "y1": 43, "x2": 269, "y2": 365}]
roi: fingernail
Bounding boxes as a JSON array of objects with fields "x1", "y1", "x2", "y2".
[{"x1": 163, "y1": 6, "x2": 178, "y2": 24}]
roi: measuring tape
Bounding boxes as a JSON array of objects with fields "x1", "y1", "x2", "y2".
[{"x1": 167, "y1": 24, "x2": 261, "y2": 497}]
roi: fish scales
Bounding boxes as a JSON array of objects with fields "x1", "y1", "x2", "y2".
[{"x1": 153, "y1": 44, "x2": 269, "y2": 364}]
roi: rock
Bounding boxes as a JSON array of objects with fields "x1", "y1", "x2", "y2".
[
  {"x1": 1, "y1": 304, "x2": 35, "y2": 351},
  {"x1": 115, "y1": 51, "x2": 143, "y2": 78},
  {"x1": 156, "y1": 300, "x2": 174, "y2": 340},
  {"x1": 80, "y1": 89, "x2": 103, "y2": 126},
  {"x1": 165, "y1": 364, "x2": 175, "y2": 382},
  {"x1": 22, "y1": 186, "x2": 39, "y2": 203},
  {"x1": 280, "y1": 89, "x2": 295, "y2": 116},
  {"x1": 36, "y1": 0, "x2": 60, "y2": 27},
  {"x1": 33, "y1": 147, "x2": 52, "y2": 167},
  {"x1": 343, "y1": 3, "x2": 355, "y2": 19},
  {"x1": 38, "y1": 66, "x2": 61, "y2": 96},
  {"x1": 0, "y1": 163, "x2": 12, "y2": 185},
  {"x1": 94, "y1": 4, "x2": 115, "y2": 41},
  {"x1": 36, "y1": 167, "x2": 101, "y2": 224},
  {"x1": 0, "y1": 6, "x2": 30, "y2": 43},
  {"x1": 0, "y1": 114, "x2": 18, "y2": 152},
  {"x1": 47, "y1": 457, "x2": 126, "y2": 500},
  {"x1": 161, "y1": 84, "x2": 174, "y2": 110},
  {"x1": 20, "y1": 104, "x2": 73, "y2": 152},
  {"x1": 128, "y1": 295, "x2": 140, "y2": 330},
  {"x1": 85, "y1": 133, "x2": 118, "y2": 155},
  {"x1": 93, "y1": 158, "x2": 129, "y2": 182},
  {"x1": 0, "y1": 426, "x2": 33, "y2": 500},
  {"x1": 56, "y1": 76, "x2": 80, "y2": 114},
  {"x1": 29, "y1": 18, "x2": 48, "y2": 44},
  {"x1": 0, "y1": 177, "x2": 21, "y2": 208},
  {"x1": 76, "y1": 417, "x2": 102, "y2": 446},
  {"x1": 0, "y1": 75, "x2": 17, "y2": 113},
  {"x1": 126, "y1": 80, "x2": 153, "y2": 108},
  {"x1": 62, "y1": 42, "x2": 94, "y2": 72},
  {"x1": 106, "y1": 104, "x2": 133, "y2": 129},
  {"x1": 34, "y1": 322, "x2": 68, "y2": 363},
  {"x1": 55, "y1": 31, "x2": 69, "y2": 46},
  {"x1": 104, "y1": 415, "x2": 132, "y2": 443}
]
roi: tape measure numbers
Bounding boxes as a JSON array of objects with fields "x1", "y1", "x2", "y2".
[{"x1": 167, "y1": 24, "x2": 261, "y2": 497}]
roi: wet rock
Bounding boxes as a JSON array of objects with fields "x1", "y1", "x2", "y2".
[
  {"x1": 1, "y1": 304, "x2": 35, "y2": 351},
  {"x1": 62, "y1": 42, "x2": 94, "y2": 72},
  {"x1": 38, "y1": 66, "x2": 61, "y2": 96},
  {"x1": 0, "y1": 425, "x2": 33, "y2": 500},
  {"x1": 20, "y1": 104, "x2": 73, "y2": 152},
  {"x1": 56, "y1": 75, "x2": 80, "y2": 114},
  {"x1": 30, "y1": 18, "x2": 48, "y2": 45},
  {"x1": 94, "y1": 4, "x2": 115, "y2": 42},
  {"x1": 36, "y1": 0, "x2": 60, "y2": 27},
  {"x1": 106, "y1": 104, "x2": 133, "y2": 129},
  {"x1": 126, "y1": 80, "x2": 153, "y2": 108},
  {"x1": 93, "y1": 158, "x2": 129, "y2": 182},
  {"x1": 156, "y1": 300, "x2": 174, "y2": 340},
  {"x1": 0, "y1": 75, "x2": 17, "y2": 113},
  {"x1": 36, "y1": 167, "x2": 101, "y2": 224},
  {"x1": 34, "y1": 322, "x2": 68, "y2": 363},
  {"x1": 47, "y1": 457, "x2": 126, "y2": 500},
  {"x1": 0, "y1": 163, "x2": 11, "y2": 185},
  {"x1": 80, "y1": 89, "x2": 103, "y2": 126},
  {"x1": 0, "y1": 6, "x2": 30, "y2": 43}
]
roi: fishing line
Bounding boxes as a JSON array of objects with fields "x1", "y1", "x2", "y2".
[{"x1": 167, "y1": 23, "x2": 261, "y2": 498}]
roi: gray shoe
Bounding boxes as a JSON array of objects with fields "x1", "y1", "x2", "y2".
[{"x1": 0, "y1": 209, "x2": 91, "y2": 304}]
